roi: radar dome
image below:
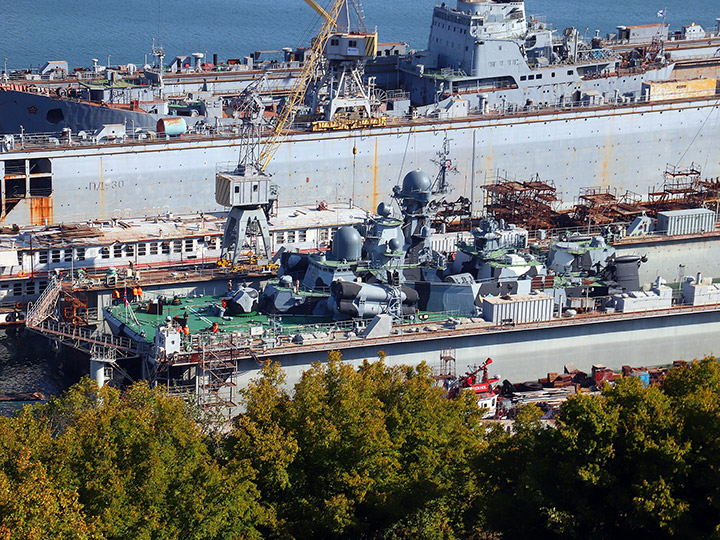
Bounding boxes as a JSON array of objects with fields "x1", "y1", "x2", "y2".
[
  {"x1": 377, "y1": 202, "x2": 392, "y2": 217},
  {"x1": 401, "y1": 170, "x2": 432, "y2": 195},
  {"x1": 388, "y1": 237, "x2": 401, "y2": 252},
  {"x1": 331, "y1": 226, "x2": 362, "y2": 261}
]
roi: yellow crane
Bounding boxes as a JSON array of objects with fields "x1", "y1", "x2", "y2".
[
  {"x1": 256, "y1": 0, "x2": 346, "y2": 172},
  {"x1": 216, "y1": 0, "x2": 378, "y2": 266}
]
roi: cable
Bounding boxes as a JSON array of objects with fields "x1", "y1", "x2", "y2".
[
  {"x1": 675, "y1": 96, "x2": 720, "y2": 167},
  {"x1": 397, "y1": 125, "x2": 414, "y2": 186}
]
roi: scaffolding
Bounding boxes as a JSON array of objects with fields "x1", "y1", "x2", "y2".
[
  {"x1": 484, "y1": 172, "x2": 560, "y2": 229},
  {"x1": 434, "y1": 347, "x2": 457, "y2": 380},
  {"x1": 642, "y1": 162, "x2": 720, "y2": 213},
  {"x1": 572, "y1": 186, "x2": 647, "y2": 225}
]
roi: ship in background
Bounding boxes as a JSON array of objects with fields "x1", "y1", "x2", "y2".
[{"x1": 1, "y1": 0, "x2": 720, "y2": 228}]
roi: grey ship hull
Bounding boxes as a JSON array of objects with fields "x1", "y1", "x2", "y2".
[
  {"x1": 1, "y1": 97, "x2": 719, "y2": 226},
  {"x1": 0, "y1": 90, "x2": 158, "y2": 134}
]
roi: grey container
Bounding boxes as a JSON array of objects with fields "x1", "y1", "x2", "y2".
[{"x1": 657, "y1": 208, "x2": 715, "y2": 236}]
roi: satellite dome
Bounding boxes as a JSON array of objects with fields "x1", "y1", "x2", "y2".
[
  {"x1": 331, "y1": 226, "x2": 362, "y2": 261},
  {"x1": 401, "y1": 170, "x2": 432, "y2": 195},
  {"x1": 388, "y1": 237, "x2": 401, "y2": 252}
]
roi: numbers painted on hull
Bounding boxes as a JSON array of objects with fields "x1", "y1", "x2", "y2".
[{"x1": 87, "y1": 180, "x2": 125, "y2": 191}]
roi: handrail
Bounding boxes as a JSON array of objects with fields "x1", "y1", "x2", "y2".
[{"x1": 25, "y1": 277, "x2": 61, "y2": 327}]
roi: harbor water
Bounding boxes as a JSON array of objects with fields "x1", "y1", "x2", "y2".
[
  {"x1": 0, "y1": 329, "x2": 74, "y2": 413},
  {"x1": 0, "y1": 0, "x2": 717, "y2": 70}
]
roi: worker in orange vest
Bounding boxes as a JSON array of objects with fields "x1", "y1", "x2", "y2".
[
  {"x1": 136, "y1": 286, "x2": 143, "y2": 301},
  {"x1": 112, "y1": 289, "x2": 121, "y2": 305},
  {"x1": 211, "y1": 322, "x2": 219, "y2": 333}
]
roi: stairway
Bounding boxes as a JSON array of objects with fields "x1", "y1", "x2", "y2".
[{"x1": 25, "y1": 277, "x2": 61, "y2": 328}]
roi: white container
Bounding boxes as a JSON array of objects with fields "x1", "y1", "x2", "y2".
[
  {"x1": 482, "y1": 292, "x2": 554, "y2": 324},
  {"x1": 657, "y1": 208, "x2": 715, "y2": 236}
]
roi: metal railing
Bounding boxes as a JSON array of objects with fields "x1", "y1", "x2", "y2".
[
  {"x1": 34, "y1": 318, "x2": 143, "y2": 354},
  {"x1": 3, "y1": 87, "x2": 717, "y2": 154},
  {"x1": 25, "y1": 277, "x2": 60, "y2": 327}
]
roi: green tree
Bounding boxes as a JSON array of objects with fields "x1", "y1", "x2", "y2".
[
  {"x1": 0, "y1": 378, "x2": 269, "y2": 540},
  {"x1": 228, "y1": 354, "x2": 491, "y2": 539},
  {"x1": 662, "y1": 357, "x2": 720, "y2": 537},
  {"x1": 0, "y1": 406, "x2": 93, "y2": 540}
]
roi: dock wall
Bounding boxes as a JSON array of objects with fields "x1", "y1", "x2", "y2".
[
  {"x1": 3, "y1": 98, "x2": 720, "y2": 226},
  {"x1": 240, "y1": 308, "x2": 720, "y2": 388}
]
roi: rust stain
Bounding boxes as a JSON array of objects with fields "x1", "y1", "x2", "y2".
[
  {"x1": 600, "y1": 140, "x2": 612, "y2": 190},
  {"x1": 371, "y1": 139, "x2": 379, "y2": 211},
  {"x1": 29, "y1": 197, "x2": 54, "y2": 226}
]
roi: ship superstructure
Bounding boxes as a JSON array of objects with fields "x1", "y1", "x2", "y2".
[{"x1": 402, "y1": 0, "x2": 673, "y2": 110}]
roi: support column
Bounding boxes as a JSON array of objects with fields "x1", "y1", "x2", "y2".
[{"x1": 90, "y1": 359, "x2": 106, "y2": 388}]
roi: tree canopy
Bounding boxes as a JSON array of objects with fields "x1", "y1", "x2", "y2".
[{"x1": 2, "y1": 356, "x2": 720, "y2": 539}]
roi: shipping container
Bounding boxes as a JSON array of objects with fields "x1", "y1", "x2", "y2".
[
  {"x1": 657, "y1": 208, "x2": 715, "y2": 236},
  {"x1": 482, "y1": 292, "x2": 554, "y2": 324}
]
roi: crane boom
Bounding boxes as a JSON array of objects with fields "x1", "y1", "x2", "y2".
[
  {"x1": 257, "y1": 0, "x2": 346, "y2": 172},
  {"x1": 303, "y1": 0, "x2": 337, "y2": 27}
]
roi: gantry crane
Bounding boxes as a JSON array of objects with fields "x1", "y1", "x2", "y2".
[{"x1": 216, "y1": 0, "x2": 378, "y2": 265}]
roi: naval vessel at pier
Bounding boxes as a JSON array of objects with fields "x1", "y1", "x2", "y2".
[{"x1": 19, "y1": 167, "x2": 720, "y2": 418}]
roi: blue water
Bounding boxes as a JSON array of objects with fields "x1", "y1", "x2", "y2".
[
  {"x1": 0, "y1": 329, "x2": 71, "y2": 414},
  {"x1": 1, "y1": 0, "x2": 718, "y2": 70}
]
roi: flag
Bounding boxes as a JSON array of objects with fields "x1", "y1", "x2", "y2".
[
  {"x1": 123, "y1": 288, "x2": 129, "y2": 306},
  {"x1": 657, "y1": 9, "x2": 666, "y2": 17}
]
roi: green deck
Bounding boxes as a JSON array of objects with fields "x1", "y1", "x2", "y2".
[
  {"x1": 106, "y1": 294, "x2": 454, "y2": 344},
  {"x1": 107, "y1": 295, "x2": 336, "y2": 343}
]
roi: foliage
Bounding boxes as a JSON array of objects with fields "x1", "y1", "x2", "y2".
[
  {"x1": 0, "y1": 378, "x2": 268, "y2": 540},
  {"x1": 227, "y1": 353, "x2": 488, "y2": 539},
  {"x1": 5, "y1": 356, "x2": 720, "y2": 539},
  {"x1": 481, "y1": 358, "x2": 720, "y2": 539}
]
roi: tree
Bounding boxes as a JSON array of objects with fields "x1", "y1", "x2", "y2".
[
  {"x1": 661, "y1": 357, "x2": 720, "y2": 537},
  {"x1": 0, "y1": 378, "x2": 270, "y2": 540},
  {"x1": 227, "y1": 354, "x2": 491, "y2": 539}
]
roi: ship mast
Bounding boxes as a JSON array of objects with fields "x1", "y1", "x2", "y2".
[{"x1": 152, "y1": 40, "x2": 165, "y2": 99}]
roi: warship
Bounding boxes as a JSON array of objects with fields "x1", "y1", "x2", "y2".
[
  {"x1": 1, "y1": 0, "x2": 720, "y2": 227},
  {"x1": 54, "y1": 168, "x2": 712, "y2": 418}
]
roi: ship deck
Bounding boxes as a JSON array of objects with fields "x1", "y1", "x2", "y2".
[{"x1": 106, "y1": 294, "x2": 454, "y2": 344}]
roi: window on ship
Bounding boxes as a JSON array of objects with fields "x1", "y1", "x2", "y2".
[
  {"x1": 113, "y1": 245, "x2": 122, "y2": 258},
  {"x1": 101, "y1": 247, "x2": 110, "y2": 259},
  {"x1": 26, "y1": 281, "x2": 35, "y2": 295},
  {"x1": 150, "y1": 243, "x2": 159, "y2": 256},
  {"x1": 75, "y1": 248, "x2": 85, "y2": 261},
  {"x1": 126, "y1": 244, "x2": 134, "y2": 257},
  {"x1": 28, "y1": 158, "x2": 52, "y2": 197},
  {"x1": 13, "y1": 283, "x2": 22, "y2": 297},
  {"x1": 38, "y1": 251, "x2": 48, "y2": 264},
  {"x1": 161, "y1": 242, "x2": 170, "y2": 255},
  {"x1": 64, "y1": 249, "x2": 72, "y2": 262},
  {"x1": 137, "y1": 243, "x2": 147, "y2": 257}
]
